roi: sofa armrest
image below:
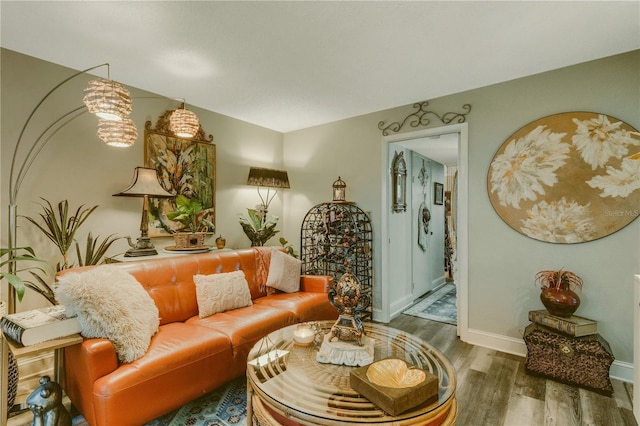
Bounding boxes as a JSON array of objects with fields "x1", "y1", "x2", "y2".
[
  {"x1": 299, "y1": 275, "x2": 334, "y2": 293},
  {"x1": 66, "y1": 338, "x2": 119, "y2": 389}
]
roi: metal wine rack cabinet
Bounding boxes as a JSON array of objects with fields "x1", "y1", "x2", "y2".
[{"x1": 300, "y1": 202, "x2": 373, "y2": 320}]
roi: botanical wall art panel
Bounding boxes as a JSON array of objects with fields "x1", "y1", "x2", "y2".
[
  {"x1": 144, "y1": 111, "x2": 216, "y2": 237},
  {"x1": 488, "y1": 112, "x2": 640, "y2": 244}
]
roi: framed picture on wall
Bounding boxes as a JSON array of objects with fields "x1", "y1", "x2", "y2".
[
  {"x1": 144, "y1": 110, "x2": 216, "y2": 237},
  {"x1": 434, "y1": 182, "x2": 444, "y2": 205}
]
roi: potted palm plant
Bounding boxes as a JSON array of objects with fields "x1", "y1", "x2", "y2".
[
  {"x1": 167, "y1": 195, "x2": 214, "y2": 249},
  {"x1": 535, "y1": 269, "x2": 583, "y2": 318}
]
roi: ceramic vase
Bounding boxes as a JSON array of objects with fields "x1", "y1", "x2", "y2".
[{"x1": 540, "y1": 287, "x2": 581, "y2": 318}]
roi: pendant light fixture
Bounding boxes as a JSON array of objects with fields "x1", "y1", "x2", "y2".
[
  {"x1": 97, "y1": 117, "x2": 138, "y2": 147},
  {"x1": 83, "y1": 78, "x2": 132, "y2": 121},
  {"x1": 169, "y1": 102, "x2": 200, "y2": 138}
]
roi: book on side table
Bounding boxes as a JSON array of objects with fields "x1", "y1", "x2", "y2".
[
  {"x1": 0, "y1": 305, "x2": 81, "y2": 347},
  {"x1": 528, "y1": 309, "x2": 597, "y2": 337}
]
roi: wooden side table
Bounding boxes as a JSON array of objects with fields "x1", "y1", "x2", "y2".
[
  {"x1": 523, "y1": 323, "x2": 614, "y2": 394},
  {"x1": 3, "y1": 334, "x2": 82, "y2": 421}
]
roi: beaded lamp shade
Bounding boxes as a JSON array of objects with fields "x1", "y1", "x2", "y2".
[
  {"x1": 82, "y1": 78, "x2": 132, "y2": 121},
  {"x1": 97, "y1": 117, "x2": 138, "y2": 147}
]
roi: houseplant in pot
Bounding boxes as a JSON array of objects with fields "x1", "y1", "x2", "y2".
[
  {"x1": 535, "y1": 268, "x2": 583, "y2": 318},
  {"x1": 167, "y1": 195, "x2": 215, "y2": 249}
]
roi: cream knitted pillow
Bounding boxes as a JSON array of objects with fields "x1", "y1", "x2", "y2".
[
  {"x1": 55, "y1": 265, "x2": 159, "y2": 364},
  {"x1": 266, "y1": 248, "x2": 301, "y2": 293},
  {"x1": 194, "y1": 270, "x2": 253, "y2": 318}
]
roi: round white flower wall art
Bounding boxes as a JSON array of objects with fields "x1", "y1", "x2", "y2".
[{"x1": 488, "y1": 112, "x2": 640, "y2": 244}]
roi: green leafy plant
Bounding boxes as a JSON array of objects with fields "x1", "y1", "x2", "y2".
[
  {"x1": 238, "y1": 208, "x2": 279, "y2": 246},
  {"x1": 75, "y1": 232, "x2": 122, "y2": 267},
  {"x1": 279, "y1": 237, "x2": 298, "y2": 258},
  {"x1": 535, "y1": 269, "x2": 583, "y2": 291},
  {"x1": 0, "y1": 246, "x2": 48, "y2": 303},
  {"x1": 23, "y1": 198, "x2": 97, "y2": 270},
  {"x1": 167, "y1": 195, "x2": 214, "y2": 233}
]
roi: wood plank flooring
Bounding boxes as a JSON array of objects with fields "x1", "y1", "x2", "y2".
[{"x1": 389, "y1": 314, "x2": 637, "y2": 426}]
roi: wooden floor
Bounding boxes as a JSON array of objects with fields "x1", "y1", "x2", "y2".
[{"x1": 390, "y1": 314, "x2": 637, "y2": 426}]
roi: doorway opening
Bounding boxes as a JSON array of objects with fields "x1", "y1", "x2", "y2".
[{"x1": 379, "y1": 124, "x2": 468, "y2": 340}]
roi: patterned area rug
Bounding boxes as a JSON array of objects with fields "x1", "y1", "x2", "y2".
[
  {"x1": 72, "y1": 376, "x2": 247, "y2": 426},
  {"x1": 403, "y1": 283, "x2": 457, "y2": 325}
]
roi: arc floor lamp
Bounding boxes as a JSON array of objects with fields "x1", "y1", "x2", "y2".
[{"x1": 2, "y1": 63, "x2": 135, "y2": 423}]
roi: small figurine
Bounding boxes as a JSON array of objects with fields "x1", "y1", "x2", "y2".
[
  {"x1": 27, "y1": 376, "x2": 72, "y2": 426},
  {"x1": 328, "y1": 273, "x2": 370, "y2": 346}
]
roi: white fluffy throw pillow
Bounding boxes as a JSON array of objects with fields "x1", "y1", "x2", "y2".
[
  {"x1": 55, "y1": 265, "x2": 159, "y2": 363},
  {"x1": 266, "y1": 248, "x2": 301, "y2": 293},
  {"x1": 194, "y1": 271, "x2": 253, "y2": 318}
]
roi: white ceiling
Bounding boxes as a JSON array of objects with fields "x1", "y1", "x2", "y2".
[{"x1": 1, "y1": 1, "x2": 638, "y2": 133}]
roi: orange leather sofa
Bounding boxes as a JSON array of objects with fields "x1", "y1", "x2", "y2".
[{"x1": 57, "y1": 248, "x2": 337, "y2": 426}]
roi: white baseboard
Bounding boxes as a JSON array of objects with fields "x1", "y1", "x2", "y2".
[
  {"x1": 389, "y1": 294, "x2": 414, "y2": 319},
  {"x1": 463, "y1": 328, "x2": 633, "y2": 383}
]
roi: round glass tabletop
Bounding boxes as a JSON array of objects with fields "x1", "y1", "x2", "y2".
[{"x1": 247, "y1": 321, "x2": 457, "y2": 425}]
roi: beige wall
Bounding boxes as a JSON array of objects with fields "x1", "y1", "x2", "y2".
[
  {"x1": 284, "y1": 50, "x2": 640, "y2": 368},
  {"x1": 1, "y1": 49, "x2": 284, "y2": 309}
]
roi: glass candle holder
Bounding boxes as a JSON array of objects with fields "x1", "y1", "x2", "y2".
[{"x1": 293, "y1": 323, "x2": 315, "y2": 346}]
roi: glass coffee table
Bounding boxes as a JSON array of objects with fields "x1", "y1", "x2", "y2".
[{"x1": 247, "y1": 321, "x2": 457, "y2": 425}]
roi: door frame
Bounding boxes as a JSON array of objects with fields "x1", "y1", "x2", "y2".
[{"x1": 378, "y1": 123, "x2": 468, "y2": 340}]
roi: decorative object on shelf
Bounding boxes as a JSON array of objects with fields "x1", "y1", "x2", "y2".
[
  {"x1": 378, "y1": 101, "x2": 472, "y2": 136},
  {"x1": 434, "y1": 182, "x2": 444, "y2": 205},
  {"x1": 535, "y1": 269, "x2": 583, "y2": 318},
  {"x1": 332, "y1": 176, "x2": 347, "y2": 202},
  {"x1": 166, "y1": 195, "x2": 214, "y2": 249},
  {"x1": 392, "y1": 151, "x2": 407, "y2": 213},
  {"x1": 488, "y1": 111, "x2": 640, "y2": 244},
  {"x1": 163, "y1": 245, "x2": 212, "y2": 254},
  {"x1": 169, "y1": 102, "x2": 200, "y2": 139},
  {"x1": 292, "y1": 323, "x2": 315, "y2": 346},
  {"x1": 246, "y1": 167, "x2": 290, "y2": 214},
  {"x1": 215, "y1": 235, "x2": 226, "y2": 249},
  {"x1": 114, "y1": 167, "x2": 174, "y2": 257},
  {"x1": 144, "y1": 110, "x2": 215, "y2": 237},
  {"x1": 301, "y1": 202, "x2": 373, "y2": 320},
  {"x1": 327, "y1": 273, "x2": 371, "y2": 345},
  {"x1": 26, "y1": 375, "x2": 72, "y2": 426}
]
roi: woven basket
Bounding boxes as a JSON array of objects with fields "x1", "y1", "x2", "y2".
[{"x1": 173, "y1": 232, "x2": 206, "y2": 249}]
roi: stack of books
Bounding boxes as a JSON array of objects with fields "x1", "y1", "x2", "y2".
[
  {"x1": 1, "y1": 305, "x2": 81, "y2": 347},
  {"x1": 528, "y1": 309, "x2": 598, "y2": 337}
]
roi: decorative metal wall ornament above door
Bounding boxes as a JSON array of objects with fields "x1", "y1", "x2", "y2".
[{"x1": 378, "y1": 101, "x2": 471, "y2": 136}]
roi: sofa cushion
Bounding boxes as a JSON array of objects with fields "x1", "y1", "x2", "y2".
[
  {"x1": 194, "y1": 271, "x2": 253, "y2": 318},
  {"x1": 266, "y1": 248, "x2": 301, "y2": 293},
  {"x1": 187, "y1": 304, "x2": 297, "y2": 358},
  {"x1": 253, "y1": 292, "x2": 337, "y2": 323},
  {"x1": 55, "y1": 265, "x2": 159, "y2": 363}
]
